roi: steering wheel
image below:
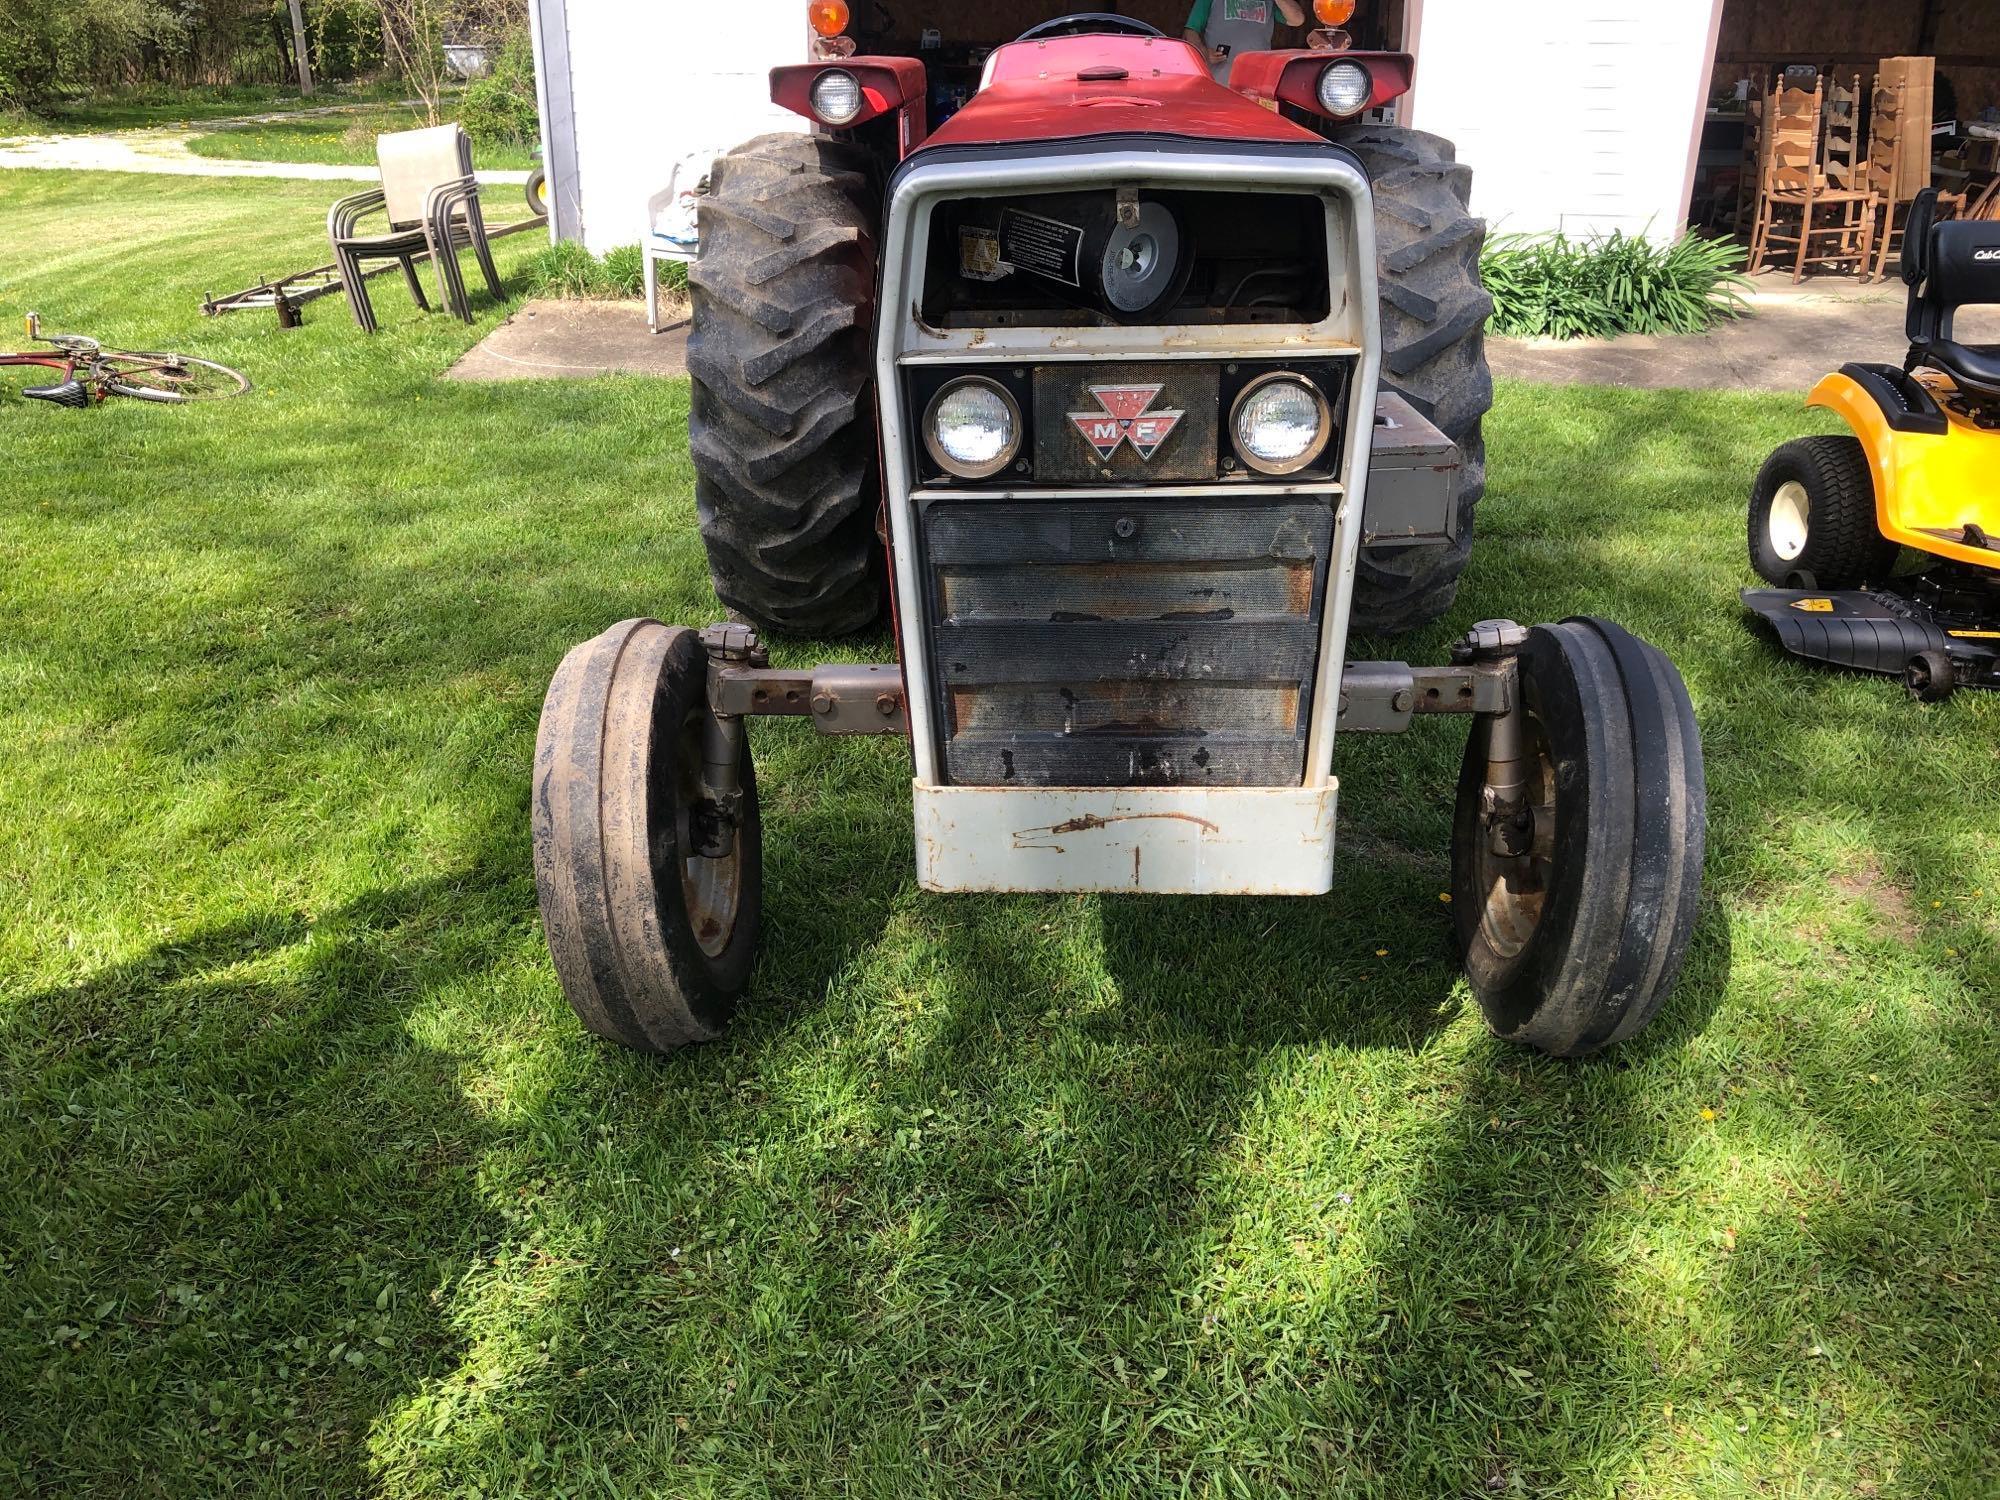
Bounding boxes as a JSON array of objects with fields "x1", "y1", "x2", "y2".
[{"x1": 1016, "y1": 13, "x2": 1166, "y2": 42}]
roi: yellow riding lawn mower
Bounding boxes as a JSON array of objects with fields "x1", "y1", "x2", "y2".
[{"x1": 1743, "y1": 188, "x2": 2000, "y2": 701}]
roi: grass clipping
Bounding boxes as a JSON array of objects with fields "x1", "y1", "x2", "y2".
[{"x1": 1482, "y1": 229, "x2": 1751, "y2": 340}]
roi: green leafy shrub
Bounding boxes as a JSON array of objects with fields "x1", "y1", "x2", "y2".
[
  {"x1": 1481, "y1": 230, "x2": 1751, "y2": 341},
  {"x1": 522, "y1": 239, "x2": 655, "y2": 300},
  {"x1": 0, "y1": 0, "x2": 177, "y2": 107},
  {"x1": 456, "y1": 27, "x2": 537, "y2": 148}
]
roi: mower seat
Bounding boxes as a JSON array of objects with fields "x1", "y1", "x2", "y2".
[{"x1": 1903, "y1": 189, "x2": 2000, "y2": 402}]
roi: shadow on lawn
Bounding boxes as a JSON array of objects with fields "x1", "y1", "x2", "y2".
[
  {"x1": 13, "y1": 371, "x2": 1992, "y2": 1490},
  {"x1": 0, "y1": 854, "x2": 521, "y2": 1495}
]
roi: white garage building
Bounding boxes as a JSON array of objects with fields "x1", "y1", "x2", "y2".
[{"x1": 525, "y1": 0, "x2": 1722, "y2": 255}]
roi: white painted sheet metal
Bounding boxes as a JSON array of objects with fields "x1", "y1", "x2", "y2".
[{"x1": 913, "y1": 783, "x2": 1339, "y2": 895}]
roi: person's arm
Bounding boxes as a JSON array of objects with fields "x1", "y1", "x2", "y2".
[
  {"x1": 1184, "y1": 0, "x2": 1212, "y2": 45},
  {"x1": 1275, "y1": 0, "x2": 1308, "y2": 24}
]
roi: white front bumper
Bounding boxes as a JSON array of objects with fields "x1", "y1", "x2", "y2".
[{"x1": 912, "y1": 782, "x2": 1338, "y2": 895}]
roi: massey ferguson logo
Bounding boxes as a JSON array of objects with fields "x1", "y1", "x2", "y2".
[{"x1": 1070, "y1": 384, "x2": 1185, "y2": 461}]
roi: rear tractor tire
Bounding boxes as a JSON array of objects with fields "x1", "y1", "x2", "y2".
[
  {"x1": 1334, "y1": 123, "x2": 1496, "y2": 636},
  {"x1": 687, "y1": 133, "x2": 884, "y2": 637},
  {"x1": 1451, "y1": 618, "x2": 1706, "y2": 1057},
  {"x1": 532, "y1": 619, "x2": 762, "y2": 1052}
]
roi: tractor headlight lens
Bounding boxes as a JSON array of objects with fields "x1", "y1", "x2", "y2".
[
  {"x1": 1316, "y1": 61, "x2": 1372, "y2": 116},
  {"x1": 1232, "y1": 374, "x2": 1331, "y2": 475},
  {"x1": 925, "y1": 377, "x2": 1021, "y2": 479},
  {"x1": 811, "y1": 69, "x2": 864, "y2": 125}
]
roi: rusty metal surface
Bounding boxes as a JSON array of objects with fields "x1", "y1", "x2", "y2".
[
  {"x1": 1336, "y1": 659, "x2": 1516, "y2": 733},
  {"x1": 1335, "y1": 661, "x2": 1417, "y2": 732},
  {"x1": 710, "y1": 661, "x2": 906, "y2": 735},
  {"x1": 1031, "y1": 360, "x2": 1220, "y2": 484},
  {"x1": 951, "y1": 681, "x2": 1300, "y2": 736},
  {"x1": 876, "y1": 147, "x2": 1382, "y2": 791},
  {"x1": 1363, "y1": 392, "x2": 1459, "y2": 546},
  {"x1": 1410, "y1": 662, "x2": 1513, "y2": 716},
  {"x1": 913, "y1": 781, "x2": 1339, "y2": 894},
  {"x1": 937, "y1": 557, "x2": 1315, "y2": 621},
  {"x1": 920, "y1": 493, "x2": 1333, "y2": 787},
  {"x1": 200, "y1": 211, "x2": 546, "y2": 322}
]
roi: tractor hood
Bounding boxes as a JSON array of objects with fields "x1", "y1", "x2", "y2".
[{"x1": 918, "y1": 33, "x2": 1324, "y2": 153}]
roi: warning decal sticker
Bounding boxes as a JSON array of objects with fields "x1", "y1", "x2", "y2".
[
  {"x1": 958, "y1": 226, "x2": 1008, "y2": 282},
  {"x1": 999, "y1": 209, "x2": 1084, "y2": 289}
]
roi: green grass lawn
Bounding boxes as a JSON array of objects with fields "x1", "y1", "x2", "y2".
[
  {"x1": 186, "y1": 102, "x2": 537, "y2": 172},
  {"x1": 1, "y1": 81, "x2": 407, "y2": 136},
  {"x1": 2, "y1": 167, "x2": 1996, "y2": 1498}
]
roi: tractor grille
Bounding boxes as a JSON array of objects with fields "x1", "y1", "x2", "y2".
[{"x1": 920, "y1": 497, "x2": 1336, "y2": 787}]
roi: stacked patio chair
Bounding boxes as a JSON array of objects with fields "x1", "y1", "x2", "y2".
[{"x1": 327, "y1": 124, "x2": 504, "y2": 333}]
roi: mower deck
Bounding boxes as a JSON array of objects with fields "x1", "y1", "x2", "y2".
[{"x1": 1741, "y1": 581, "x2": 2000, "y2": 691}]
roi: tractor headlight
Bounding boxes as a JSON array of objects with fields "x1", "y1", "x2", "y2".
[
  {"x1": 1231, "y1": 373, "x2": 1331, "y2": 475},
  {"x1": 925, "y1": 377, "x2": 1021, "y2": 479},
  {"x1": 1316, "y1": 61, "x2": 1372, "y2": 116},
  {"x1": 811, "y1": 69, "x2": 864, "y2": 125}
]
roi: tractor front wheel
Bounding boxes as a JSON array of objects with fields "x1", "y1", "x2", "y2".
[
  {"x1": 1451, "y1": 618, "x2": 1706, "y2": 1056},
  {"x1": 1334, "y1": 124, "x2": 1496, "y2": 635},
  {"x1": 532, "y1": 619, "x2": 762, "y2": 1052}
]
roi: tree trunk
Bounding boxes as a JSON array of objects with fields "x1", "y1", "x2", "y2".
[{"x1": 287, "y1": 0, "x2": 316, "y2": 96}]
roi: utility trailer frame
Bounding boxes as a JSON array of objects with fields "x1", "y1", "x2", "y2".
[{"x1": 200, "y1": 207, "x2": 548, "y2": 327}]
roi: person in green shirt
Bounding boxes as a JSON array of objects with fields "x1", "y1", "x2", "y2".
[{"x1": 1182, "y1": 0, "x2": 1307, "y2": 86}]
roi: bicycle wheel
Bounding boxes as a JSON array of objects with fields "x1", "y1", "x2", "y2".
[{"x1": 97, "y1": 352, "x2": 250, "y2": 403}]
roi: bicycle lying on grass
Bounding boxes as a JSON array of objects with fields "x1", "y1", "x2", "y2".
[{"x1": 2, "y1": 314, "x2": 250, "y2": 407}]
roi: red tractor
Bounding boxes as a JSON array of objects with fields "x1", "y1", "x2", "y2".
[{"x1": 531, "y1": 8, "x2": 1707, "y2": 1059}]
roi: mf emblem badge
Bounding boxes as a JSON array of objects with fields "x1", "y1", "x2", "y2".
[{"x1": 1070, "y1": 384, "x2": 1185, "y2": 461}]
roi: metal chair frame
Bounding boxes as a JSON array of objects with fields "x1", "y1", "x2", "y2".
[{"x1": 328, "y1": 126, "x2": 504, "y2": 333}]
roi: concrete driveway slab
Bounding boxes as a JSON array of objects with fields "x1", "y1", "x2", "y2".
[
  {"x1": 444, "y1": 300, "x2": 687, "y2": 381},
  {"x1": 1490, "y1": 271, "x2": 2000, "y2": 393}
]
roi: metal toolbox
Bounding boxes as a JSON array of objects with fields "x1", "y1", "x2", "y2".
[{"x1": 1363, "y1": 391, "x2": 1460, "y2": 546}]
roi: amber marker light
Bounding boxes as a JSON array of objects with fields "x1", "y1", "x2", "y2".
[
  {"x1": 1314, "y1": 0, "x2": 1357, "y2": 24},
  {"x1": 809, "y1": 0, "x2": 850, "y2": 37}
]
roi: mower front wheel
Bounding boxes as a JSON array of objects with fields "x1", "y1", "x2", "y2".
[
  {"x1": 1451, "y1": 618, "x2": 1706, "y2": 1057},
  {"x1": 532, "y1": 619, "x2": 762, "y2": 1053},
  {"x1": 1904, "y1": 648, "x2": 1957, "y2": 702}
]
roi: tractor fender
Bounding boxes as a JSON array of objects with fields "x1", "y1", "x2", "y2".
[{"x1": 1807, "y1": 365, "x2": 2000, "y2": 571}]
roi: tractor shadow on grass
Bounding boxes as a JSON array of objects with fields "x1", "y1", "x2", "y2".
[
  {"x1": 849, "y1": 845, "x2": 1735, "y2": 1490},
  {"x1": 0, "y1": 857, "x2": 523, "y2": 1495}
]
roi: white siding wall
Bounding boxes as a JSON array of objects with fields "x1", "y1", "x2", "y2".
[
  {"x1": 1406, "y1": 0, "x2": 1719, "y2": 242},
  {"x1": 557, "y1": 0, "x2": 807, "y2": 254},
  {"x1": 543, "y1": 0, "x2": 1720, "y2": 251}
]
